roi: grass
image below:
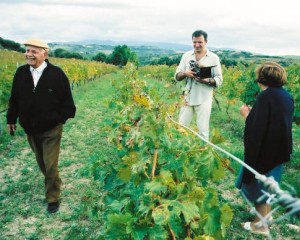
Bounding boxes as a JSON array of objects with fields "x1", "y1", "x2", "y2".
[{"x1": 0, "y1": 70, "x2": 299, "y2": 239}]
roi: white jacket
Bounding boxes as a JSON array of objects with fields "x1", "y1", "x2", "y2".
[{"x1": 175, "y1": 49, "x2": 223, "y2": 106}]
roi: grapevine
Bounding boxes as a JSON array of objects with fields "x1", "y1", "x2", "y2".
[{"x1": 99, "y1": 63, "x2": 233, "y2": 239}]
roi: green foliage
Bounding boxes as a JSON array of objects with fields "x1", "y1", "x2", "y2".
[
  {"x1": 97, "y1": 63, "x2": 233, "y2": 239},
  {"x1": 139, "y1": 65, "x2": 177, "y2": 84},
  {"x1": 285, "y1": 63, "x2": 300, "y2": 124},
  {"x1": 218, "y1": 62, "x2": 300, "y2": 125},
  {"x1": 107, "y1": 45, "x2": 138, "y2": 66},
  {"x1": 0, "y1": 37, "x2": 24, "y2": 52},
  {"x1": 150, "y1": 55, "x2": 181, "y2": 66},
  {"x1": 238, "y1": 64, "x2": 259, "y2": 106},
  {"x1": 92, "y1": 51, "x2": 107, "y2": 62},
  {"x1": 220, "y1": 57, "x2": 238, "y2": 67},
  {"x1": 53, "y1": 48, "x2": 84, "y2": 59}
]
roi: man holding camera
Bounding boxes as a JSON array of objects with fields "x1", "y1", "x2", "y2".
[{"x1": 175, "y1": 30, "x2": 223, "y2": 140}]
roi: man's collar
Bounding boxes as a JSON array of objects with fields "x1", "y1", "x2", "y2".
[
  {"x1": 30, "y1": 61, "x2": 47, "y2": 73},
  {"x1": 192, "y1": 49, "x2": 210, "y2": 56}
]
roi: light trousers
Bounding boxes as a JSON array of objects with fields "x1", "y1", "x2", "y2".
[
  {"x1": 27, "y1": 124, "x2": 63, "y2": 203},
  {"x1": 178, "y1": 102, "x2": 212, "y2": 140}
]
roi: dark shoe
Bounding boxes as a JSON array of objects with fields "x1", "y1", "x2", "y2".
[{"x1": 47, "y1": 202, "x2": 60, "y2": 213}]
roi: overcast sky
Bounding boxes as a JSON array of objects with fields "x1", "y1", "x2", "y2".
[{"x1": 1, "y1": 0, "x2": 300, "y2": 56}]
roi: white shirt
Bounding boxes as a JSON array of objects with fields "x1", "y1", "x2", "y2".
[
  {"x1": 175, "y1": 49, "x2": 223, "y2": 106},
  {"x1": 30, "y1": 61, "x2": 47, "y2": 87}
]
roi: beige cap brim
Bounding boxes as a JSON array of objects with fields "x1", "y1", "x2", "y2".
[{"x1": 23, "y1": 39, "x2": 49, "y2": 50}]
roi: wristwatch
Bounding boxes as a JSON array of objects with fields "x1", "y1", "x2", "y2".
[{"x1": 208, "y1": 78, "x2": 212, "y2": 85}]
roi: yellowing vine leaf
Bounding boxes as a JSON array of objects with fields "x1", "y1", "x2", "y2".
[
  {"x1": 176, "y1": 126, "x2": 189, "y2": 136},
  {"x1": 198, "y1": 235, "x2": 215, "y2": 240},
  {"x1": 133, "y1": 94, "x2": 152, "y2": 108}
]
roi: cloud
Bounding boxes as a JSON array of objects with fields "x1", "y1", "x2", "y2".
[
  {"x1": 1, "y1": 0, "x2": 299, "y2": 56},
  {"x1": 4, "y1": 0, "x2": 133, "y2": 8}
]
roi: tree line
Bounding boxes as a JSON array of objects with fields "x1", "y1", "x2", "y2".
[
  {"x1": 1, "y1": 36, "x2": 296, "y2": 69},
  {"x1": 0, "y1": 37, "x2": 24, "y2": 52},
  {"x1": 0, "y1": 37, "x2": 138, "y2": 67},
  {"x1": 1, "y1": 37, "x2": 238, "y2": 68}
]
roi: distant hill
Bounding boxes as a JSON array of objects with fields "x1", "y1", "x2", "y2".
[
  {"x1": 1, "y1": 36, "x2": 299, "y2": 66},
  {"x1": 49, "y1": 40, "x2": 188, "y2": 65},
  {"x1": 50, "y1": 39, "x2": 193, "y2": 52},
  {"x1": 49, "y1": 39, "x2": 299, "y2": 66}
]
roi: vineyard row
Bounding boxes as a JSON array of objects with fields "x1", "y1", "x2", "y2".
[{"x1": 0, "y1": 49, "x2": 299, "y2": 123}]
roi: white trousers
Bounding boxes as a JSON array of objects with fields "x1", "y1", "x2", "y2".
[{"x1": 178, "y1": 102, "x2": 212, "y2": 140}]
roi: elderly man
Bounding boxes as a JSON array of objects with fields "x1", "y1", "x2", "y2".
[{"x1": 7, "y1": 39, "x2": 76, "y2": 213}]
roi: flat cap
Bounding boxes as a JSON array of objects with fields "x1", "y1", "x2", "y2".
[{"x1": 23, "y1": 39, "x2": 49, "y2": 50}]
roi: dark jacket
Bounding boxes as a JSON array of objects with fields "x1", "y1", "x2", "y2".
[
  {"x1": 242, "y1": 87, "x2": 294, "y2": 183},
  {"x1": 7, "y1": 60, "x2": 76, "y2": 134}
]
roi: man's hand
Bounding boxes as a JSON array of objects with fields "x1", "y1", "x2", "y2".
[
  {"x1": 195, "y1": 77, "x2": 214, "y2": 86},
  {"x1": 7, "y1": 124, "x2": 16, "y2": 136},
  {"x1": 185, "y1": 69, "x2": 197, "y2": 79},
  {"x1": 176, "y1": 70, "x2": 196, "y2": 81},
  {"x1": 176, "y1": 71, "x2": 215, "y2": 86}
]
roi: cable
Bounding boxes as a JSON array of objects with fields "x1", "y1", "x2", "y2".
[{"x1": 166, "y1": 113, "x2": 300, "y2": 221}]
